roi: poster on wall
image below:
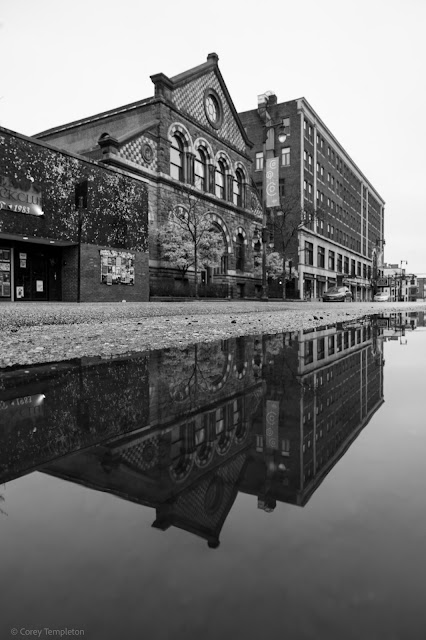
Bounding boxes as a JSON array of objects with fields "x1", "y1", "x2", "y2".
[
  {"x1": 99, "y1": 250, "x2": 135, "y2": 286},
  {"x1": 16, "y1": 286, "x2": 24, "y2": 299},
  {"x1": 36, "y1": 280, "x2": 44, "y2": 292},
  {"x1": 20, "y1": 259, "x2": 26, "y2": 268}
]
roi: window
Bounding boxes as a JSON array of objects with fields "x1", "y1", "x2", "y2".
[
  {"x1": 255, "y1": 152, "x2": 263, "y2": 171},
  {"x1": 233, "y1": 169, "x2": 244, "y2": 207},
  {"x1": 304, "y1": 340, "x2": 314, "y2": 364},
  {"x1": 328, "y1": 251, "x2": 335, "y2": 270},
  {"x1": 215, "y1": 160, "x2": 226, "y2": 199},
  {"x1": 281, "y1": 147, "x2": 290, "y2": 166},
  {"x1": 344, "y1": 256, "x2": 349, "y2": 274},
  {"x1": 318, "y1": 246, "x2": 325, "y2": 268},
  {"x1": 281, "y1": 439, "x2": 290, "y2": 456},
  {"x1": 317, "y1": 338, "x2": 325, "y2": 360},
  {"x1": 351, "y1": 259, "x2": 356, "y2": 276},
  {"x1": 328, "y1": 335, "x2": 335, "y2": 355},
  {"x1": 305, "y1": 241, "x2": 313, "y2": 265},
  {"x1": 0, "y1": 249, "x2": 11, "y2": 298},
  {"x1": 194, "y1": 148, "x2": 206, "y2": 191},
  {"x1": 282, "y1": 118, "x2": 290, "y2": 135},
  {"x1": 235, "y1": 233, "x2": 245, "y2": 271},
  {"x1": 337, "y1": 254, "x2": 342, "y2": 272},
  {"x1": 357, "y1": 261, "x2": 361, "y2": 276},
  {"x1": 170, "y1": 134, "x2": 184, "y2": 181}
]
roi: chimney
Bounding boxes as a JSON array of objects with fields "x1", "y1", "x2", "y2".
[{"x1": 207, "y1": 52, "x2": 219, "y2": 64}]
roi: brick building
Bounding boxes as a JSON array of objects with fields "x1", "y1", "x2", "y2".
[
  {"x1": 0, "y1": 128, "x2": 149, "y2": 302},
  {"x1": 36, "y1": 54, "x2": 263, "y2": 299},
  {"x1": 239, "y1": 95, "x2": 385, "y2": 300}
]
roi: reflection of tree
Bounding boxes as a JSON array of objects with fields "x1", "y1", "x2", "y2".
[{"x1": 161, "y1": 343, "x2": 231, "y2": 403}]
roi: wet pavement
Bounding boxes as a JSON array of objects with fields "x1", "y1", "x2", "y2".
[{"x1": 1, "y1": 300, "x2": 425, "y2": 368}]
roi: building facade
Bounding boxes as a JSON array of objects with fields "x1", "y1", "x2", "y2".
[
  {"x1": 380, "y1": 263, "x2": 418, "y2": 302},
  {"x1": 0, "y1": 128, "x2": 149, "y2": 302},
  {"x1": 36, "y1": 54, "x2": 264, "y2": 299},
  {"x1": 239, "y1": 95, "x2": 386, "y2": 301}
]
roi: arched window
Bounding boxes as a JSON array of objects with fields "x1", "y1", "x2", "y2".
[
  {"x1": 233, "y1": 169, "x2": 245, "y2": 207},
  {"x1": 170, "y1": 134, "x2": 184, "y2": 181},
  {"x1": 215, "y1": 160, "x2": 226, "y2": 199},
  {"x1": 194, "y1": 148, "x2": 207, "y2": 191},
  {"x1": 235, "y1": 233, "x2": 245, "y2": 271}
]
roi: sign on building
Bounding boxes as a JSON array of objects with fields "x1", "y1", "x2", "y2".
[{"x1": 265, "y1": 158, "x2": 279, "y2": 208}]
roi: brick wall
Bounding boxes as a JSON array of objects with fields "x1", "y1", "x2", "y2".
[
  {"x1": 79, "y1": 244, "x2": 149, "y2": 302},
  {"x1": 61, "y1": 246, "x2": 79, "y2": 302}
]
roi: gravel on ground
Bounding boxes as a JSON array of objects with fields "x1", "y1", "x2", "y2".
[{"x1": 1, "y1": 300, "x2": 425, "y2": 369}]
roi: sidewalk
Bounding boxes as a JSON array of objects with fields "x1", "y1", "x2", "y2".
[{"x1": 1, "y1": 300, "x2": 425, "y2": 369}]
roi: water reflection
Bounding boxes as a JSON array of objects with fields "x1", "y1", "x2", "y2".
[{"x1": 1, "y1": 312, "x2": 422, "y2": 546}]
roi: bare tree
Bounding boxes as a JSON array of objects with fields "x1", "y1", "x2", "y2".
[
  {"x1": 156, "y1": 187, "x2": 225, "y2": 297},
  {"x1": 265, "y1": 191, "x2": 325, "y2": 299}
]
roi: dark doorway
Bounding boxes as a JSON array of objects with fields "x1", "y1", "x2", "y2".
[{"x1": 14, "y1": 244, "x2": 62, "y2": 301}]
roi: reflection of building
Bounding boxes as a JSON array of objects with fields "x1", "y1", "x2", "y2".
[
  {"x1": 241, "y1": 319, "x2": 385, "y2": 508},
  {"x1": 1, "y1": 320, "x2": 388, "y2": 545},
  {"x1": 374, "y1": 311, "x2": 426, "y2": 342},
  {"x1": 239, "y1": 95, "x2": 385, "y2": 301},
  {"x1": 41, "y1": 337, "x2": 264, "y2": 547},
  {"x1": 0, "y1": 355, "x2": 149, "y2": 483}
]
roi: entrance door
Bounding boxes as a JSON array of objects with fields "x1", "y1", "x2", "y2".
[{"x1": 14, "y1": 245, "x2": 61, "y2": 301}]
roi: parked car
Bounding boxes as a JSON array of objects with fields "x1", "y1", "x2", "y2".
[
  {"x1": 322, "y1": 286, "x2": 352, "y2": 302},
  {"x1": 374, "y1": 292, "x2": 390, "y2": 302}
]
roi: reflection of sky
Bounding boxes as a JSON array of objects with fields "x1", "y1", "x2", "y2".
[{"x1": 1, "y1": 330, "x2": 426, "y2": 639}]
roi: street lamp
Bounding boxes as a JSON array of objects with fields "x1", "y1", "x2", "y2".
[{"x1": 261, "y1": 120, "x2": 287, "y2": 300}]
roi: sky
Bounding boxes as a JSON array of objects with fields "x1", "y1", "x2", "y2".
[{"x1": 1, "y1": 0, "x2": 425, "y2": 273}]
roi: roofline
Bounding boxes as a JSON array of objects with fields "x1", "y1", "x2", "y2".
[
  {"x1": 298, "y1": 97, "x2": 385, "y2": 204},
  {"x1": 0, "y1": 125, "x2": 148, "y2": 181},
  {"x1": 34, "y1": 96, "x2": 154, "y2": 139},
  {"x1": 152, "y1": 52, "x2": 252, "y2": 148},
  {"x1": 239, "y1": 96, "x2": 385, "y2": 204},
  {"x1": 35, "y1": 53, "x2": 253, "y2": 149}
]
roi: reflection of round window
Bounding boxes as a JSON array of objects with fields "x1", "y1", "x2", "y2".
[
  {"x1": 204, "y1": 89, "x2": 223, "y2": 129},
  {"x1": 205, "y1": 476, "x2": 224, "y2": 513}
]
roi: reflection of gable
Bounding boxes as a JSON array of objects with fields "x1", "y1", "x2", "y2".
[
  {"x1": 152, "y1": 452, "x2": 248, "y2": 547},
  {"x1": 42, "y1": 430, "x2": 251, "y2": 547}
]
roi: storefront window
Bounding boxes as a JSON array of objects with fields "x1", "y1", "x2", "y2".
[{"x1": 0, "y1": 249, "x2": 11, "y2": 298}]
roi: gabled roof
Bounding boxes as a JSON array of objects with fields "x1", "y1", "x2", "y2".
[
  {"x1": 35, "y1": 54, "x2": 252, "y2": 153},
  {"x1": 150, "y1": 53, "x2": 252, "y2": 150}
]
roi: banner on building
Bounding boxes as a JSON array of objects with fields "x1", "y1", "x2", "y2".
[
  {"x1": 265, "y1": 157, "x2": 279, "y2": 208},
  {"x1": 265, "y1": 400, "x2": 280, "y2": 449}
]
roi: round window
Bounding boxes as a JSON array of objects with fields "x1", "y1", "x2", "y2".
[{"x1": 204, "y1": 89, "x2": 223, "y2": 129}]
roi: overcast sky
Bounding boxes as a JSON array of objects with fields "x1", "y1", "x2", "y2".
[{"x1": 1, "y1": 0, "x2": 425, "y2": 273}]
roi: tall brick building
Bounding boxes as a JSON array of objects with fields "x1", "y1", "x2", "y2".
[
  {"x1": 36, "y1": 54, "x2": 264, "y2": 299},
  {"x1": 239, "y1": 95, "x2": 385, "y2": 300}
]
